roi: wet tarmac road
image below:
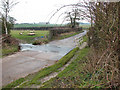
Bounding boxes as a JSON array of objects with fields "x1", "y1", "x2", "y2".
[{"x1": 2, "y1": 30, "x2": 87, "y2": 86}]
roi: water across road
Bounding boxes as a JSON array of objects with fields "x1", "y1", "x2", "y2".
[
  {"x1": 2, "y1": 30, "x2": 87, "y2": 86},
  {"x1": 20, "y1": 44, "x2": 72, "y2": 60}
]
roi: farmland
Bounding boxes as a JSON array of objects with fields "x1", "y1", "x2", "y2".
[
  {"x1": 79, "y1": 24, "x2": 91, "y2": 29},
  {"x1": 10, "y1": 30, "x2": 49, "y2": 43}
]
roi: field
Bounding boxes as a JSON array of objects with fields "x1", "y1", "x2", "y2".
[
  {"x1": 79, "y1": 24, "x2": 91, "y2": 29},
  {"x1": 10, "y1": 30, "x2": 84, "y2": 43},
  {"x1": 10, "y1": 30, "x2": 49, "y2": 43}
]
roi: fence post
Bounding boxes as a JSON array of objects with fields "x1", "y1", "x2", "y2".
[{"x1": 75, "y1": 36, "x2": 83, "y2": 48}]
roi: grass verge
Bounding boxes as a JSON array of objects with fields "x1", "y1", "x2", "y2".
[
  {"x1": 83, "y1": 35, "x2": 88, "y2": 42},
  {"x1": 41, "y1": 47, "x2": 90, "y2": 88},
  {"x1": 59, "y1": 31, "x2": 84, "y2": 40},
  {"x1": 4, "y1": 47, "x2": 79, "y2": 88},
  {"x1": 52, "y1": 31, "x2": 84, "y2": 40},
  {"x1": 2, "y1": 45, "x2": 19, "y2": 57},
  {"x1": 41, "y1": 47, "x2": 106, "y2": 88}
]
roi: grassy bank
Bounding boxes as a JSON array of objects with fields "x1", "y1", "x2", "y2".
[
  {"x1": 2, "y1": 35, "x2": 19, "y2": 58},
  {"x1": 41, "y1": 47, "x2": 108, "y2": 88},
  {"x1": 41, "y1": 47, "x2": 90, "y2": 88},
  {"x1": 2, "y1": 45, "x2": 19, "y2": 57},
  {"x1": 60, "y1": 31, "x2": 84, "y2": 40},
  {"x1": 83, "y1": 35, "x2": 88, "y2": 42},
  {"x1": 4, "y1": 47, "x2": 79, "y2": 88},
  {"x1": 10, "y1": 30, "x2": 49, "y2": 43}
]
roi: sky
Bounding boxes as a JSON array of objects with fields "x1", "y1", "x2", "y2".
[{"x1": 1, "y1": 0, "x2": 89, "y2": 24}]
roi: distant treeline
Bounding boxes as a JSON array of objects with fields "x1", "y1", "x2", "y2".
[
  {"x1": 14, "y1": 23, "x2": 64, "y2": 28},
  {"x1": 13, "y1": 23, "x2": 90, "y2": 30},
  {"x1": 12, "y1": 26, "x2": 83, "y2": 31},
  {"x1": 12, "y1": 27, "x2": 54, "y2": 30}
]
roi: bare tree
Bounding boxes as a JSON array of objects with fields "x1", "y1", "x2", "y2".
[
  {"x1": 1, "y1": 0, "x2": 18, "y2": 35},
  {"x1": 65, "y1": 8, "x2": 81, "y2": 28},
  {"x1": 48, "y1": 3, "x2": 90, "y2": 26}
]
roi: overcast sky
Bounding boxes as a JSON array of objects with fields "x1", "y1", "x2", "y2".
[{"x1": 2, "y1": 0, "x2": 89, "y2": 24}]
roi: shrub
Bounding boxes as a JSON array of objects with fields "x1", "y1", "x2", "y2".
[{"x1": 32, "y1": 39, "x2": 49, "y2": 45}]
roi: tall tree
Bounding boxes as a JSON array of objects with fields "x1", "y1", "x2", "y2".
[
  {"x1": 65, "y1": 8, "x2": 83, "y2": 28},
  {"x1": 1, "y1": 0, "x2": 18, "y2": 35}
]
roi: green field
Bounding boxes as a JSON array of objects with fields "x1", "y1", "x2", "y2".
[
  {"x1": 10, "y1": 30, "x2": 49, "y2": 43},
  {"x1": 79, "y1": 24, "x2": 91, "y2": 29},
  {"x1": 10, "y1": 30, "x2": 85, "y2": 43}
]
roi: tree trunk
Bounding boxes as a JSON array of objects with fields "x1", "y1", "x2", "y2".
[{"x1": 3, "y1": 18, "x2": 8, "y2": 35}]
